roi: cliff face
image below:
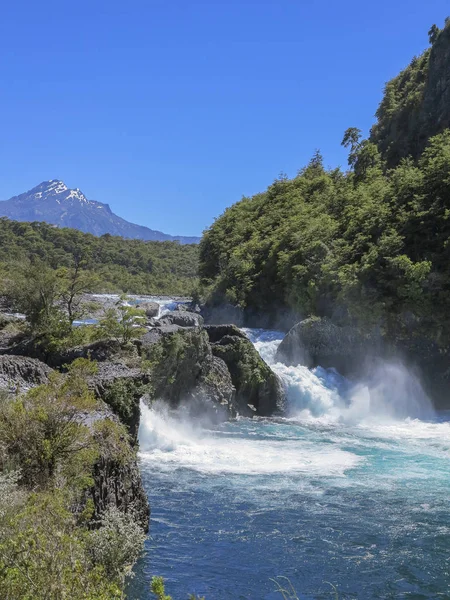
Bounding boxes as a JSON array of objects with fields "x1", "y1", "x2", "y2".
[{"x1": 371, "y1": 22, "x2": 450, "y2": 166}]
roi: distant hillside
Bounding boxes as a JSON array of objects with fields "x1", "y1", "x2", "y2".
[
  {"x1": 0, "y1": 218, "x2": 199, "y2": 295},
  {"x1": 0, "y1": 180, "x2": 200, "y2": 244},
  {"x1": 370, "y1": 19, "x2": 450, "y2": 167}
]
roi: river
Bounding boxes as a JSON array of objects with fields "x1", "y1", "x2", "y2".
[{"x1": 127, "y1": 326, "x2": 450, "y2": 599}]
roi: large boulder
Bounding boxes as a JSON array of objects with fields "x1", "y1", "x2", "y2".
[
  {"x1": 155, "y1": 311, "x2": 204, "y2": 328},
  {"x1": 141, "y1": 327, "x2": 236, "y2": 418},
  {"x1": 138, "y1": 301, "x2": 160, "y2": 318},
  {"x1": 210, "y1": 331, "x2": 285, "y2": 416},
  {"x1": 0, "y1": 355, "x2": 52, "y2": 394},
  {"x1": 275, "y1": 317, "x2": 372, "y2": 376},
  {"x1": 204, "y1": 324, "x2": 249, "y2": 343}
]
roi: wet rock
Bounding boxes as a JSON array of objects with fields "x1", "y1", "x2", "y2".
[
  {"x1": 138, "y1": 301, "x2": 160, "y2": 318},
  {"x1": 210, "y1": 331, "x2": 285, "y2": 416},
  {"x1": 275, "y1": 316, "x2": 372, "y2": 376}
]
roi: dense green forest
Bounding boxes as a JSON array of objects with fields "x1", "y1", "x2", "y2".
[
  {"x1": 0, "y1": 218, "x2": 199, "y2": 295},
  {"x1": 371, "y1": 19, "x2": 450, "y2": 166},
  {"x1": 199, "y1": 20, "x2": 450, "y2": 343}
]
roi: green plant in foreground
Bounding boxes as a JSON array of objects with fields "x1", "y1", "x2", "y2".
[{"x1": 150, "y1": 576, "x2": 205, "y2": 600}]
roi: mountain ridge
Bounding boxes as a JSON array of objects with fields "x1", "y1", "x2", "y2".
[{"x1": 0, "y1": 180, "x2": 200, "y2": 244}]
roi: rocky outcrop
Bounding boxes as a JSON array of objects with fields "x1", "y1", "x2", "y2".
[
  {"x1": 0, "y1": 355, "x2": 52, "y2": 394},
  {"x1": 4, "y1": 337, "x2": 125, "y2": 368},
  {"x1": 142, "y1": 327, "x2": 237, "y2": 418},
  {"x1": 90, "y1": 454, "x2": 150, "y2": 533},
  {"x1": 90, "y1": 362, "x2": 150, "y2": 443},
  {"x1": 209, "y1": 330, "x2": 285, "y2": 416},
  {"x1": 275, "y1": 317, "x2": 373, "y2": 377},
  {"x1": 155, "y1": 311, "x2": 204, "y2": 328}
]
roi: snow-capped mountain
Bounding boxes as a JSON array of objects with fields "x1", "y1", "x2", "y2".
[{"x1": 0, "y1": 180, "x2": 200, "y2": 244}]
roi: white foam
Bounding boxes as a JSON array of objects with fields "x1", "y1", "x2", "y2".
[{"x1": 138, "y1": 402, "x2": 362, "y2": 477}]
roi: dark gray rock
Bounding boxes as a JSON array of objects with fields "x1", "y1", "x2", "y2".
[
  {"x1": 90, "y1": 362, "x2": 150, "y2": 443},
  {"x1": 275, "y1": 317, "x2": 372, "y2": 376},
  {"x1": 187, "y1": 356, "x2": 237, "y2": 421},
  {"x1": 155, "y1": 311, "x2": 204, "y2": 328},
  {"x1": 142, "y1": 327, "x2": 237, "y2": 419},
  {"x1": 90, "y1": 453, "x2": 150, "y2": 533},
  {"x1": 0, "y1": 355, "x2": 52, "y2": 394},
  {"x1": 210, "y1": 331, "x2": 285, "y2": 416},
  {"x1": 138, "y1": 301, "x2": 160, "y2": 318},
  {"x1": 205, "y1": 324, "x2": 249, "y2": 343}
]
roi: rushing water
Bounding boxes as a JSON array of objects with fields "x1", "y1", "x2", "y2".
[{"x1": 128, "y1": 327, "x2": 450, "y2": 600}]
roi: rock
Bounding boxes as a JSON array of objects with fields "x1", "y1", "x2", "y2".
[
  {"x1": 155, "y1": 311, "x2": 204, "y2": 328},
  {"x1": 142, "y1": 327, "x2": 236, "y2": 418},
  {"x1": 187, "y1": 356, "x2": 237, "y2": 421},
  {"x1": 0, "y1": 355, "x2": 52, "y2": 394},
  {"x1": 205, "y1": 324, "x2": 249, "y2": 343},
  {"x1": 90, "y1": 362, "x2": 150, "y2": 443},
  {"x1": 210, "y1": 331, "x2": 285, "y2": 416},
  {"x1": 4, "y1": 337, "x2": 126, "y2": 368},
  {"x1": 90, "y1": 452, "x2": 150, "y2": 533},
  {"x1": 275, "y1": 316, "x2": 372, "y2": 376},
  {"x1": 138, "y1": 301, "x2": 160, "y2": 318},
  {"x1": 173, "y1": 304, "x2": 188, "y2": 312}
]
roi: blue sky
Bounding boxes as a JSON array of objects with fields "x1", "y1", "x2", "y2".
[{"x1": 0, "y1": 1, "x2": 448, "y2": 237}]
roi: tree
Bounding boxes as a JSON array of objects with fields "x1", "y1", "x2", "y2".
[
  {"x1": 97, "y1": 295, "x2": 146, "y2": 344},
  {"x1": 428, "y1": 24, "x2": 441, "y2": 44},
  {"x1": 341, "y1": 127, "x2": 362, "y2": 168}
]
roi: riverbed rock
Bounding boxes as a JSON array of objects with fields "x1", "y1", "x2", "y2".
[
  {"x1": 138, "y1": 301, "x2": 160, "y2": 318},
  {"x1": 141, "y1": 327, "x2": 237, "y2": 418},
  {"x1": 275, "y1": 316, "x2": 371, "y2": 376},
  {"x1": 155, "y1": 311, "x2": 204, "y2": 328},
  {"x1": 209, "y1": 331, "x2": 285, "y2": 416}
]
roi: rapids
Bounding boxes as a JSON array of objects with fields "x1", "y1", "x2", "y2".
[{"x1": 128, "y1": 326, "x2": 450, "y2": 599}]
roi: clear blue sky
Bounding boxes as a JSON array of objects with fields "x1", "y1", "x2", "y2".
[{"x1": 0, "y1": 1, "x2": 448, "y2": 237}]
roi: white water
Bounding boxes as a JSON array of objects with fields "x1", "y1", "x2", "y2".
[{"x1": 135, "y1": 325, "x2": 450, "y2": 599}]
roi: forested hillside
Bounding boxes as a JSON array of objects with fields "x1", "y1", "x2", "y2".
[
  {"x1": 199, "y1": 19, "x2": 450, "y2": 343},
  {"x1": 371, "y1": 19, "x2": 450, "y2": 166},
  {"x1": 0, "y1": 218, "x2": 198, "y2": 295}
]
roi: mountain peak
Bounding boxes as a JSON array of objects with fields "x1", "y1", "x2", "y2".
[
  {"x1": 0, "y1": 181, "x2": 200, "y2": 244},
  {"x1": 30, "y1": 180, "x2": 89, "y2": 204}
]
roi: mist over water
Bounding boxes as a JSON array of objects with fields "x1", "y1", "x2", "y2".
[{"x1": 129, "y1": 325, "x2": 450, "y2": 600}]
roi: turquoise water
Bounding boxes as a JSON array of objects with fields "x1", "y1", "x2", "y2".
[{"x1": 128, "y1": 329, "x2": 450, "y2": 599}]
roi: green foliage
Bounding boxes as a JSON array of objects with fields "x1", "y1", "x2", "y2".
[
  {"x1": 87, "y1": 506, "x2": 146, "y2": 587},
  {"x1": 199, "y1": 125, "x2": 450, "y2": 341},
  {"x1": 150, "y1": 576, "x2": 205, "y2": 600},
  {"x1": 97, "y1": 295, "x2": 146, "y2": 343},
  {"x1": 0, "y1": 359, "x2": 99, "y2": 489},
  {"x1": 0, "y1": 491, "x2": 124, "y2": 600},
  {"x1": 370, "y1": 18, "x2": 450, "y2": 166},
  {"x1": 0, "y1": 217, "x2": 198, "y2": 296},
  {"x1": 0, "y1": 358, "x2": 147, "y2": 598}
]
